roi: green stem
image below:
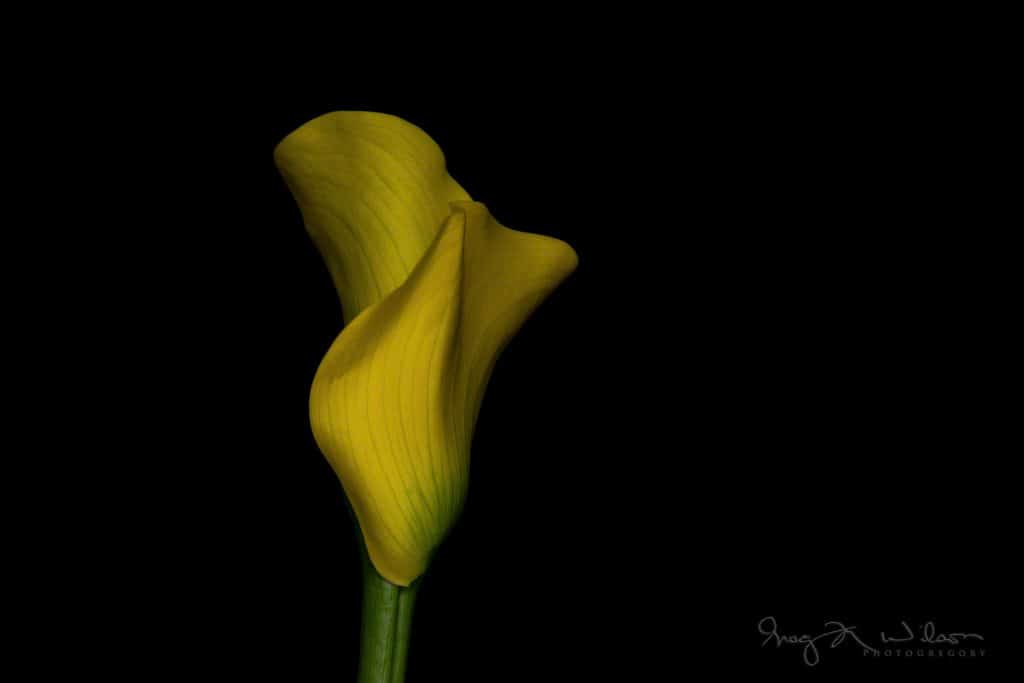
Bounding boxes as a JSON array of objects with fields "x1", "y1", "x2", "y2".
[{"x1": 357, "y1": 550, "x2": 419, "y2": 683}]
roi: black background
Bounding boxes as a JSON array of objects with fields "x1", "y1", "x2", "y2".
[{"x1": 80, "y1": 32, "x2": 1015, "y2": 679}]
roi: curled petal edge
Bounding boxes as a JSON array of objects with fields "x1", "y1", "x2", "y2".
[{"x1": 310, "y1": 201, "x2": 577, "y2": 585}]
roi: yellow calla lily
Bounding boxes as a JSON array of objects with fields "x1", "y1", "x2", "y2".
[{"x1": 275, "y1": 112, "x2": 577, "y2": 587}]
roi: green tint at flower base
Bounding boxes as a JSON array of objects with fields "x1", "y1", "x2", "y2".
[{"x1": 275, "y1": 112, "x2": 577, "y2": 587}]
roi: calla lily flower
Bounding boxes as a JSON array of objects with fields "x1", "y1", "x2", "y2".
[{"x1": 275, "y1": 112, "x2": 578, "y2": 588}]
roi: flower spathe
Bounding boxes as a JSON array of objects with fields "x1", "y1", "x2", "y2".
[{"x1": 276, "y1": 112, "x2": 577, "y2": 586}]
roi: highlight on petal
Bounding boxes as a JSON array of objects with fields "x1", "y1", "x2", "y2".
[
  {"x1": 310, "y1": 214, "x2": 466, "y2": 585},
  {"x1": 274, "y1": 111, "x2": 470, "y2": 322},
  {"x1": 309, "y1": 201, "x2": 577, "y2": 586}
]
